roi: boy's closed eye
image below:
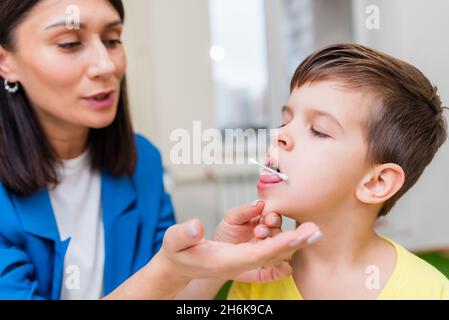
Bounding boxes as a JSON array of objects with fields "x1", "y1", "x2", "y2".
[
  {"x1": 275, "y1": 122, "x2": 332, "y2": 139},
  {"x1": 310, "y1": 126, "x2": 331, "y2": 138}
]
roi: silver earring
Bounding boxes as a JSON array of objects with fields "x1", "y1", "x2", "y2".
[{"x1": 4, "y1": 80, "x2": 19, "y2": 93}]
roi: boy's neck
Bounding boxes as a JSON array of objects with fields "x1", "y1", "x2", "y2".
[
  {"x1": 290, "y1": 206, "x2": 397, "y2": 299},
  {"x1": 293, "y1": 206, "x2": 382, "y2": 268}
]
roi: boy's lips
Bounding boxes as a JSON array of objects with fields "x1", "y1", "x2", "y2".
[
  {"x1": 259, "y1": 172, "x2": 283, "y2": 183},
  {"x1": 257, "y1": 172, "x2": 284, "y2": 190},
  {"x1": 255, "y1": 156, "x2": 287, "y2": 190}
]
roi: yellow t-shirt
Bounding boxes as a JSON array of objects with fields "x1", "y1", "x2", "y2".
[{"x1": 228, "y1": 237, "x2": 449, "y2": 300}]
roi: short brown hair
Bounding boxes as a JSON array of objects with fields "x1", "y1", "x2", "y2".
[{"x1": 291, "y1": 43, "x2": 447, "y2": 216}]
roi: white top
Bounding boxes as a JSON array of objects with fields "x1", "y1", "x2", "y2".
[{"x1": 50, "y1": 149, "x2": 104, "y2": 300}]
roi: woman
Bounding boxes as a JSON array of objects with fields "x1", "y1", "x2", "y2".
[{"x1": 0, "y1": 0, "x2": 319, "y2": 300}]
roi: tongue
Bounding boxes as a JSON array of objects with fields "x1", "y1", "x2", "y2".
[{"x1": 259, "y1": 172, "x2": 282, "y2": 183}]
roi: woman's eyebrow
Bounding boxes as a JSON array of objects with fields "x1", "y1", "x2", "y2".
[{"x1": 44, "y1": 19, "x2": 123, "y2": 31}]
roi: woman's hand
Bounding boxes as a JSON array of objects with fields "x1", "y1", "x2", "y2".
[
  {"x1": 213, "y1": 201, "x2": 282, "y2": 244},
  {"x1": 213, "y1": 200, "x2": 300, "y2": 282},
  {"x1": 106, "y1": 215, "x2": 321, "y2": 300},
  {"x1": 161, "y1": 217, "x2": 321, "y2": 282}
]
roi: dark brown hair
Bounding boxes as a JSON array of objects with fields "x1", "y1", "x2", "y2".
[
  {"x1": 0, "y1": 0, "x2": 136, "y2": 196},
  {"x1": 291, "y1": 43, "x2": 447, "y2": 216}
]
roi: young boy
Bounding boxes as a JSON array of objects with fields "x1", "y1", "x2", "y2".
[{"x1": 228, "y1": 43, "x2": 449, "y2": 299}]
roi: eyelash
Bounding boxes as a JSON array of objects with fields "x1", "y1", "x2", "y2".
[
  {"x1": 277, "y1": 123, "x2": 329, "y2": 138},
  {"x1": 310, "y1": 127, "x2": 330, "y2": 138},
  {"x1": 57, "y1": 42, "x2": 81, "y2": 49},
  {"x1": 57, "y1": 39, "x2": 122, "y2": 51}
]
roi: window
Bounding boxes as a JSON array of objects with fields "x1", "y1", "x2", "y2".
[{"x1": 208, "y1": 0, "x2": 270, "y2": 130}]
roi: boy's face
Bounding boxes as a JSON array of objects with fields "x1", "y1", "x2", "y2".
[{"x1": 259, "y1": 81, "x2": 374, "y2": 221}]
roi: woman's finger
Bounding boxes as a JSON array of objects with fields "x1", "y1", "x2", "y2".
[
  {"x1": 162, "y1": 219, "x2": 205, "y2": 254},
  {"x1": 248, "y1": 216, "x2": 262, "y2": 228},
  {"x1": 264, "y1": 212, "x2": 282, "y2": 228},
  {"x1": 253, "y1": 223, "x2": 282, "y2": 239},
  {"x1": 224, "y1": 201, "x2": 265, "y2": 225},
  {"x1": 267, "y1": 226, "x2": 282, "y2": 238},
  {"x1": 253, "y1": 224, "x2": 270, "y2": 239},
  {"x1": 232, "y1": 222, "x2": 322, "y2": 271},
  {"x1": 254, "y1": 212, "x2": 283, "y2": 239}
]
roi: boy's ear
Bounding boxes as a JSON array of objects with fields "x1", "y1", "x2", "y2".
[
  {"x1": 0, "y1": 46, "x2": 19, "y2": 81},
  {"x1": 355, "y1": 163, "x2": 405, "y2": 205}
]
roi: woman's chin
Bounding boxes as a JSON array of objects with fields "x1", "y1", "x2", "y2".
[{"x1": 84, "y1": 113, "x2": 117, "y2": 129}]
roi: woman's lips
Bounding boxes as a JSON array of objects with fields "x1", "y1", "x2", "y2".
[{"x1": 82, "y1": 91, "x2": 115, "y2": 110}]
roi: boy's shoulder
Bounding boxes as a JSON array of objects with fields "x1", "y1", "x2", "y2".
[
  {"x1": 382, "y1": 237, "x2": 449, "y2": 299},
  {"x1": 228, "y1": 238, "x2": 449, "y2": 300},
  {"x1": 227, "y1": 277, "x2": 300, "y2": 300}
]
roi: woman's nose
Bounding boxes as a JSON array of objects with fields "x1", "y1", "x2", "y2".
[{"x1": 86, "y1": 39, "x2": 116, "y2": 79}]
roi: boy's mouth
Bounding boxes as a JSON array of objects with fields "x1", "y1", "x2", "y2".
[{"x1": 257, "y1": 160, "x2": 286, "y2": 190}]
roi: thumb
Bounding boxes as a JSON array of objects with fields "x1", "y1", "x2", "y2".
[
  {"x1": 163, "y1": 219, "x2": 205, "y2": 254},
  {"x1": 224, "y1": 201, "x2": 265, "y2": 225}
]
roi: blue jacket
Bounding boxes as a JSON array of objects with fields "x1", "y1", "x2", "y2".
[{"x1": 0, "y1": 135, "x2": 176, "y2": 299}]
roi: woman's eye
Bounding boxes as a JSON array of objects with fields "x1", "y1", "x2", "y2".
[
  {"x1": 57, "y1": 42, "x2": 81, "y2": 50},
  {"x1": 310, "y1": 127, "x2": 330, "y2": 138},
  {"x1": 104, "y1": 39, "x2": 122, "y2": 48},
  {"x1": 276, "y1": 124, "x2": 287, "y2": 129}
]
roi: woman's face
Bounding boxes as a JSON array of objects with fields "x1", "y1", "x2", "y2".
[{"x1": 4, "y1": 0, "x2": 126, "y2": 130}]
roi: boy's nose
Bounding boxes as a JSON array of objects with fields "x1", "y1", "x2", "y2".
[
  {"x1": 275, "y1": 129, "x2": 293, "y2": 151},
  {"x1": 267, "y1": 129, "x2": 293, "y2": 160}
]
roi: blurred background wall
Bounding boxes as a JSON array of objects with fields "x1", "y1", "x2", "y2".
[{"x1": 121, "y1": 0, "x2": 449, "y2": 252}]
